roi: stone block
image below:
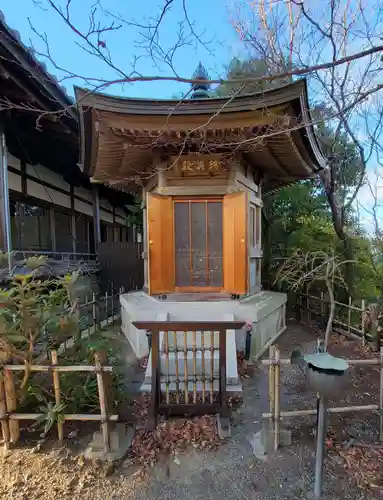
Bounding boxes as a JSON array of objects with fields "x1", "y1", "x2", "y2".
[
  {"x1": 247, "y1": 431, "x2": 267, "y2": 461},
  {"x1": 216, "y1": 413, "x2": 231, "y2": 439},
  {"x1": 260, "y1": 419, "x2": 292, "y2": 454},
  {"x1": 84, "y1": 423, "x2": 134, "y2": 462}
]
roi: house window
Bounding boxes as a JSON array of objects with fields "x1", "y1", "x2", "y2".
[
  {"x1": 107, "y1": 224, "x2": 114, "y2": 243},
  {"x1": 55, "y1": 210, "x2": 73, "y2": 252},
  {"x1": 76, "y1": 215, "x2": 89, "y2": 253},
  {"x1": 100, "y1": 221, "x2": 107, "y2": 242},
  {"x1": 10, "y1": 199, "x2": 51, "y2": 251}
]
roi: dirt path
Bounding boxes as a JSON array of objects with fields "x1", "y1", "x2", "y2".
[{"x1": 0, "y1": 323, "x2": 380, "y2": 499}]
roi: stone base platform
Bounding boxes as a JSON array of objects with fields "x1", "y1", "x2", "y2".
[{"x1": 120, "y1": 290, "x2": 287, "y2": 363}]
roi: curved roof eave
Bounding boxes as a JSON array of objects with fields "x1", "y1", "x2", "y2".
[
  {"x1": 75, "y1": 79, "x2": 306, "y2": 115},
  {"x1": 0, "y1": 10, "x2": 76, "y2": 121},
  {"x1": 75, "y1": 78, "x2": 327, "y2": 174}
]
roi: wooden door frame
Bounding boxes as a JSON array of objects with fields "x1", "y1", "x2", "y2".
[{"x1": 172, "y1": 197, "x2": 224, "y2": 293}]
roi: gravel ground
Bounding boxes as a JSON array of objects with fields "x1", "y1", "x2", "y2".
[{"x1": 0, "y1": 322, "x2": 381, "y2": 499}]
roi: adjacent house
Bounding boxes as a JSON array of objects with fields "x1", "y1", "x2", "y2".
[{"x1": 0, "y1": 12, "x2": 136, "y2": 270}]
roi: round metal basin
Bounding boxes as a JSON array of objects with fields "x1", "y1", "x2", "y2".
[{"x1": 304, "y1": 352, "x2": 349, "y2": 398}]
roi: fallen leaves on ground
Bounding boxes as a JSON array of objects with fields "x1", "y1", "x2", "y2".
[
  {"x1": 129, "y1": 415, "x2": 219, "y2": 467},
  {"x1": 338, "y1": 444, "x2": 383, "y2": 493}
]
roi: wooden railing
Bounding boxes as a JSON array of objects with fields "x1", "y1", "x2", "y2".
[{"x1": 133, "y1": 321, "x2": 245, "y2": 431}]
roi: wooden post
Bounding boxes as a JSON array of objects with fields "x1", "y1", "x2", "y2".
[
  {"x1": 183, "y1": 330, "x2": 188, "y2": 403},
  {"x1": 274, "y1": 346, "x2": 280, "y2": 451},
  {"x1": 210, "y1": 330, "x2": 215, "y2": 404},
  {"x1": 295, "y1": 293, "x2": 302, "y2": 323},
  {"x1": 201, "y1": 331, "x2": 206, "y2": 403},
  {"x1": 320, "y1": 292, "x2": 326, "y2": 331},
  {"x1": 94, "y1": 353, "x2": 111, "y2": 454},
  {"x1": 268, "y1": 345, "x2": 276, "y2": 416},
  {"x1": 97, "y1": 351, "x2": 113, "y2": 418},
  {"x1": 92, "y1": 292, "x2": 98, "y2": 333},
  {"x1": 373, "y1": 311, "x2": 379, "y2": 352},
  {"x1": 4, "y1": 369, "x2": 19, "y2": 443},
  {"x1": 148, "y1": 327, "x2": 160, "y2": 431},
  {"x1": 380, "y1": 347, "x2": 383, "y2": 441},
  {"x1": 0, "y1": 371, "x2": 10, "y2": 450},
  {"x1": 0, "y1": 125, "x2": 12, "y2": 271},
  {"x1": 348, "y1": 296, "x2": 352, "y2": 337},
  {"x1": 51, "y1": 350, "x2": 64, "y2": 443},
  {"x1": 192, "y1": 330, "x2": 197, "y2": 404},
  {"x1": 164, "y1": 330, "x2": 170, "y2": 405},
  {"x1": 173, "y1": 331, "x2": 180, "y2": 404},
  {"x1": 218, "y1": 327, "x2": 229, "y2": 429},
  {"x1": 361, "y1": 299, "x2": 366, "y2": 346},
  {"x1": 92, "y1": 184, "x2": 101, "y2": 248}
]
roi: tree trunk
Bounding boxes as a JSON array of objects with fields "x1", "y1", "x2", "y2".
[{"x1": 320, "y1": 171, "x2": 355, "y2": 297}]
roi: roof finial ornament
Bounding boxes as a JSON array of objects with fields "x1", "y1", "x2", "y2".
[{"x1": 190, "y1": 62, "x2": 211, "y2": 99}]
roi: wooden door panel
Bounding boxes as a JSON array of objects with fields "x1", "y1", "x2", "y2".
[
  {"x1": 147, "y1": 193, "x2": 174, "y2": 294},
  {"x1": 223, "y1": 191, "x2": 247, "y2": 294}
]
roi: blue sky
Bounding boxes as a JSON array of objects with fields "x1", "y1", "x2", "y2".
[{"x1": 1, "y1": 0, "x2": 241, "y2": 98}]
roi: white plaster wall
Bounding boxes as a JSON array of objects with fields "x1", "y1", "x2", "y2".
[
  {"x1": 8, "y1": 154, "x2": 21, "y2": 170},
  {"x1": 26, "y1": 164, "x2": 71, "y2": 193},
  {"x1": 8, "y1": 172, "x2": 22, "y2": 193},
  {"x1": 28, "y1": 179, "x2": 71, "y2": 208},
  {"x1": 75, "y1": 186, "x2": 92, "y2": 203}
]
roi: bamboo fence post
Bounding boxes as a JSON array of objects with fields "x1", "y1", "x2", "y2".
[
  {"x1": 164, "y1": 330, "x2": 170, "y2": 405},
  {"x1": 320, "y1": 292, "x2": 325, "y2": 330},
  {"x1": 361, "y1": 299, "x2": 366, "y2": 346},
  {"x1": 308, "y1": 296, "x2": 311, "y2": 323},
  {"x1": 274, "y1": 346, "x2": 281, "y2": 451},
  {"x1": 4, "y1": 369, "x2": 19, "y2": 443},
  {"x1": 173, "y1": 331, "x2": 180, "y2": 404},
  {"x1": 268, "y1": 345, "x2": 276, "y2": 416},
  {"x1": 98, "y1": 351, "x2": 113, "y2": 412},
  {"x1": 210, "y1": 330, "x2": 215, "y2": 403},
  {"x1": 94, "y1": 353, "x2": 111, "y2": 454},
  {"x1": 184, "y1": 330, "x2": 188, "y2": 403},
  {"x1": 201, "y1": 331, "x2": 206, "y2": 403},
  {"x1": 192, "y1": 330, "x2": 197, "y2": 404},
  {"x1": 0, "y1": 371, "x2": 10, "y2": 450},
  {"x1": 51, "y1": 350, "x2": 64, "y2": 443},
  {"x1": 380, "y1": 347, "x2": 383, "y2": 441}
]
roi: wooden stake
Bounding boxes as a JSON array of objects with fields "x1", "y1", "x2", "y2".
[
  {"x1": 348, "y1": 296, "x2": 352, "y2": 337},
  {"x1": 0, "y1": 372, "x2": 10, "y2": 450},
  {"x1": 51, "y1": 350, "x2": 64, "y2": 443},
  {"x1": 4, "y1": 369, "x2": 19, "y2": 443},
  {"x1": 362, "y1": 299, "x2": 366, "y2": 346},
  {"x1": 173, "y1": 331, "x2": 180, "y2": 404},
  {"x1": 210, "y1": 330, "x2": 215, "y2": 403},
  {"x1": 201, "y1": 331, "x2": 206, "y2": 403},
  {"x1": 192, "y1": 330, "x2": 197, "y2": 404},
  {"x1": 380, "y1": 347, "x2": 383, "y2": 441},
  {"x1": 269, "y1": 345, "x2": 276, "y2": 416},
  {"x1": 164, "y1": 331, "x2": 170, "y2": 405},
  {"x1": 94, "y1": 353, "x2": 110, "y2": 454},
  {"x1": 184, "y1": 330, "x2": 188, "y2": 403},
  {"x1": 274, "y1": 346, "x2": 280, "y2": 451}
]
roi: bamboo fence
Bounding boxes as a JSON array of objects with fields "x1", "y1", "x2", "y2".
[
  {"x1": 297, "y1": 291, "x2": 366, "y2": 343},
  {"x1": 262, "y1": 345, "x2": 383, "y2": 450},
  {"x1": 0, "y1": 349, "x2": 118, "y2": 452}
]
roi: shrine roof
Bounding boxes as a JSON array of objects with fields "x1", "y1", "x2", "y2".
[{"x1": 75, "y1": 79, "x2": 327, "y2": 192}]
